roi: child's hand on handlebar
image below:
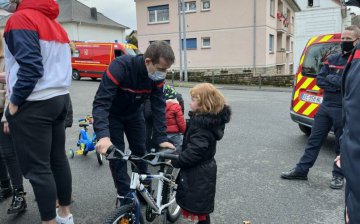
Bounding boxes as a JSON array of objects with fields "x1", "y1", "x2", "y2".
[
  {"x1": 96, "y1": 137, "x2": 113, "y2": 155},
  {"x1": 159, "y1": 142, "x2": 175, "y2": 150}
]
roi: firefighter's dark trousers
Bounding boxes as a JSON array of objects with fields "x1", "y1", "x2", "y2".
[
  {"x1": 295, "y1": 103, "x2": 343, "y2": 177},
  {"x1": 108, "y1": 111, "x2": 148, "y2": 198}
]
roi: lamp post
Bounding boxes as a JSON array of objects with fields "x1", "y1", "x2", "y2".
[{"x1": 178, "y1": 0, "x2": 188, "y2": 82}]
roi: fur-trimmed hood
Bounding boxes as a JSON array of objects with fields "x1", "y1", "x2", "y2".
[{"x1": 189, "y1": 105, "x2": 231, "y2": 140}]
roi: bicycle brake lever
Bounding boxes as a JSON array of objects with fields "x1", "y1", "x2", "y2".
[
  {"x1": 149, "y1": 154, "x2": 160, "y2": 166},
  {"x1": 106, "y1": 145, "x2": 128, "y2": 160}
]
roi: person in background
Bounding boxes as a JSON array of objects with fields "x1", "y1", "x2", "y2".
[
  {"x1": 164, "y1": 84, "x2": 186, "y2": 150},
  {"x1": 333, "y1": 3, "x2": 360, "y2": 221},
  {"x1": 1, "y1": 0, "x2": 74, "y2": 223},
  {"x1": 144, "y1": 83, "x2": 185, "y2": 152},
  {"x1": 280, "y1": 27, "x2": 359, "y2": 190},
  {"x1": 0, "y1": 71, "x2": 26, "y2": 214}
]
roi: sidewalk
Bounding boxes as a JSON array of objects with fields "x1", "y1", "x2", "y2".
[{"x1": 168, "y1": 80, "x2": 293, "y2": 93}]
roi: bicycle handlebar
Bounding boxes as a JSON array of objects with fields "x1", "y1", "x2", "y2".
[
  {"x1": 157, "y1": 150, "x2": 179, "y2": 160},
  {"x1": 105, "y1": 145, "x2": 179, "y2": 167}
]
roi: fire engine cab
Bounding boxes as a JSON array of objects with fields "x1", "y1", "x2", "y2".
[
  {"x1": 71, "y1": 42, "x2": 137, "y2": 80},
  {"x1": 290, "y1": 33, "x2": 342, "y2": 135}
]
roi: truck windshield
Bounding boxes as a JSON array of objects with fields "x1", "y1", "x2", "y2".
[
  {"x1": 126, "y1": 48, "x2": 136, "y2": 56},
  {"x1": 302, "y1": 43, "x2": 341, "y2": 77}
]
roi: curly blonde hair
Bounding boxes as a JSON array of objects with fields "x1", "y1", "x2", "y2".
[{"x1": 190, "y1": 83, "x2": 226, "y2": 114}]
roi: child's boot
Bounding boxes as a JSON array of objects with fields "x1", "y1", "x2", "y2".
[
  {"x1": 7, "y1": 187, "x2": 27, "y2": 214},
  {"x1": 197, "y1": 215, "x2": 210, "y2": 224}
]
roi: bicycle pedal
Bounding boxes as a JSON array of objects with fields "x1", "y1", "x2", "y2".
[{"x1": 145, "y1": 205, "x2": 156, "y2": 222}]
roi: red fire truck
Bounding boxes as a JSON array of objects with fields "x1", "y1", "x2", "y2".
[{"x1": 71, "y1": 42, "x2": 137, "y2": 80}]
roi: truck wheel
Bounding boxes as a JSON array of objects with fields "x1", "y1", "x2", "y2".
[
  {"x1": 91, "y1": 77, "x2": 97, "y2": 81},
  {"x1": 72, "y1": 70, "x2": 80, "y2": 80},
  {"x1": 299, "y1": 124, "x2": 311, "y2": 136}
]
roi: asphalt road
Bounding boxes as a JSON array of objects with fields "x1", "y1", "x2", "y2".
[{"x1": 0, "y1": 79, "x2": 344, "y2": 224}]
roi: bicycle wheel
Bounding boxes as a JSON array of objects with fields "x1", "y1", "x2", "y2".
[
  {"x1": 163, "y1": 167, "x2": 181, "y2": 223},
  {"x1": 104, "y1": 203, "x2": 144, "y2": 224},
  {"x1": 68, "y1": 149, "x2": 75, "y2": 159}
]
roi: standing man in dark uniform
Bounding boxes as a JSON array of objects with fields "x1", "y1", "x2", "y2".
[
  {"x1": 281, "y1": 27, "x2": 359, "y2": 189},
  {"x1": 93, "y1": 41, "x2": 175, "y2": 202},
  {"x1": 335, "y1": 2, "x2": 360, "y2": 221}
]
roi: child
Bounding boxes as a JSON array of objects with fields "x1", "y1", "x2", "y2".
[
  {"x1": 172, "y1": 83, "x2": 231, "y2": 224},
  {"x1": 164, "y1": 85, "x2": 186, "y2": 150}
]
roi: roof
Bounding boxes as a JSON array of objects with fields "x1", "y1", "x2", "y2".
[
  {"x1": 285, "y1": 0, "x2": 301, "y2": 12},
  {"x1": 0, "y1": 0, "x2": 129, "y2": 29}
]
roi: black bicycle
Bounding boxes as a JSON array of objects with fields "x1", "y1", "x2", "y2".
[{"x1": 104, "y1": 145, "x2": 181, "y2": 224}]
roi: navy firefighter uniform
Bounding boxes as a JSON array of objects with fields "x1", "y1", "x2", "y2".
[
  {"x1": 92, "y1": 55, "x2": 167, "y2": 197},
  {"x1": 340, "y1": 44, "x2": 360, "y2": 224},
  {"x1": 295, "y1": 52, "x2": 349, "y2": 179}
]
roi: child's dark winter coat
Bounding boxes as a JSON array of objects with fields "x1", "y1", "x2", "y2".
[{"x1": 172, "y1": 105, "x2": 231, "y2": 214}]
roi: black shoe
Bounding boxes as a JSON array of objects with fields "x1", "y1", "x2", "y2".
[
  {"x1": 280, "y1": 168, "x2": 308, "y2": 180},
  {"x1": 330, "y1": 176, "x2": 344, "y2": 189},
  {"x1": 0, "y1": 186, "x2": 13, "y2": 201},
  {"x1": 7, "y1": 188, "x2": 27, "y2": 214}
]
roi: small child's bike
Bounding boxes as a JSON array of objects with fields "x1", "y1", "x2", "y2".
[{"x1": 68, "y1": 115, "x2": 104, "y2": 165}]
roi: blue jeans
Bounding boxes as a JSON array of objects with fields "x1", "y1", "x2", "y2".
[
  {"x1": 167, "y1": 133, "x2": 183, "y2": 151},
  {"x1": 296, "y1": 103, "x2": 343, "y2": 177}
]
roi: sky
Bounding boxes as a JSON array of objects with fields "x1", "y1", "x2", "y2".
[{"x1": 78, "y1": 0, "x2": 137, "y2": 32}]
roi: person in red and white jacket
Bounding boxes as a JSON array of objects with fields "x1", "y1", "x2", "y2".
[
  {"x1": 164, "y1": 85, "x2": 186, "y2": 150},
  {"x1": 1, "y1": 0, "x2": 73, "y2": 223}
]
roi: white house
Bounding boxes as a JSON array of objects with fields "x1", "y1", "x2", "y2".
[
  {"x1": 0, "y1": 0, "x2": 129, "y2": 43},
  {"x1": 293, "y1": 0, "x2": 356, "y2": 73}
]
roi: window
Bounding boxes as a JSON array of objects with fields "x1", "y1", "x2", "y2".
[
  {"x1": 114, "y1": 50, "x2": 125, "y2": 58},
  {"x1": 181, "y1": 38, "x2": 197, "y2": 50},
  {"x1": 202, "y1": 37, "x2": 211, "y2": 48},
  {"x1": 308, "y1": 0, "x2": 320, "y2": 7},
  {"x1": 202, "y1": 0, "x2": 210, "y2": 10},
  {"x1": 269, "y1": 34, "x2": 274, "y2": 53},
  {"x1": 181, "y1": 1, "x2": 196, "y2": 13},
  {"x1": 72, "y1": 49, "x2": 80, "y2": 58},
  {"x1": 148, "y1": 5, "x2": 169, "y2": 24},
  {"x1": 270, "y1": 0, "x2": 275, "y2": 17},
  {"x1": 302, "y1": 43, "x2": 341, "y2": 77},
  {"x1": 149, "y1": 40, "x2": 171, "y2": 45}
]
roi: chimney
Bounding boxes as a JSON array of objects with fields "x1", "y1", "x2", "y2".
[{"x1": 90, "y1": 7, "x2": 97, "y2": 20}]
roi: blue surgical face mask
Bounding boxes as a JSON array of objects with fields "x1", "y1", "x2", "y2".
[
  {"x1": 148, "y1": 71, "x2": 167, "y2": 81},
  {"x1": 0, "y1": 0, "x2": 18, "y2": 13}
]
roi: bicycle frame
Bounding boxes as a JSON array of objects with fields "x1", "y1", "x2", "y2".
[
  {"x1": 129, "y1": 172, "x2": 176, "y2": 215},
  {"x1": 105, "y1": 146, "x2": 179, "y2": 224}
]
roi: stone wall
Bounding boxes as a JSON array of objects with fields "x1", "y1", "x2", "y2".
[{"x1": 170, "y1": 67, "x2": 294, "y2": 87}]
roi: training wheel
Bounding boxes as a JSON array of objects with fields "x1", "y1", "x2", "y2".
[{"x1": 68, "y1": 149, "x2": 75, "y2": 159}]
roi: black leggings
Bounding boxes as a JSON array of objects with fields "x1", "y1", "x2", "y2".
[
  {"x1": 6, "y1": 94, "x2": 72, "y2": 221},
  {"x1": 0, "y1": 113, "x2": 23, "y2": 189}
]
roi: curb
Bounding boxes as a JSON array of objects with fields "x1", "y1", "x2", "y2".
[{"x1": 167, "y1": 80, "x2": 293, "y2": 93}]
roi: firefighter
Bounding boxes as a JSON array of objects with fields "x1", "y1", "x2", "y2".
[
  {"x1": 93, "y1": 41, "x2": 175, "y2": 203},
  {"x1": 335, "y1": 2, "x2": 360, "y2": 221},
  {"x1": 280, "y1": 27, "x2": 359, "y2": 190}
]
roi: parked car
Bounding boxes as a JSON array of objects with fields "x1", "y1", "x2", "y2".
[{"x1": 290, "y1": 33, "x2": 341, "y2": 135}]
